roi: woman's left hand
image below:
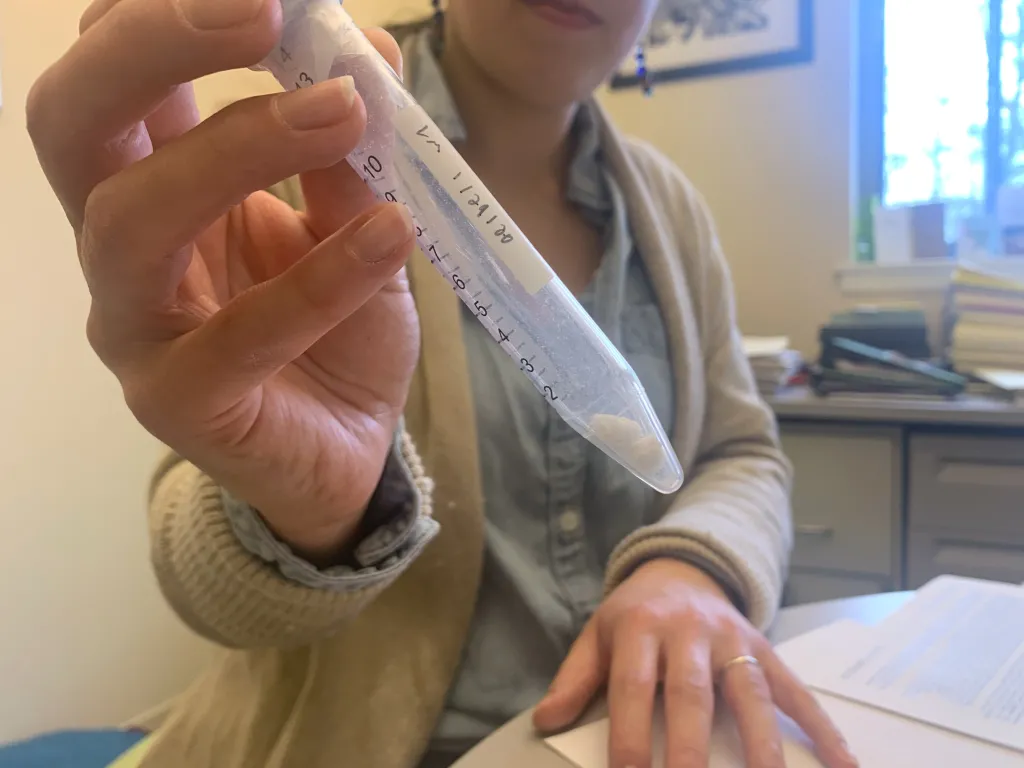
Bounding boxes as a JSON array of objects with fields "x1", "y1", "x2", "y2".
[{"x1": 533, "y1": 559, "x2": 859, "y2": 768}]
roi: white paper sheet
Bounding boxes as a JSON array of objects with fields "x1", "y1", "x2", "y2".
[
  {"x1": 802, "y1": 576, "x2": 1024, "y2": 754},
  {"x1": 544, "y1": 704, "x2": 819, "y2": 768},
  {"x1": 741, "y1": 336, "x2": 791, "y2": 358}
]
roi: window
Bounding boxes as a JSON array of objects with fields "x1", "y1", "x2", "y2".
[{"x1": 861, "y1": 0, "x2": 1024, "y2": 250}]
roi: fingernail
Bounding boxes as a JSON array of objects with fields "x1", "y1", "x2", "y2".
[
  {"x1": 179, "y1": 0, "x2": 265, "y2": 30},
  {"x1": 347, "y1": 205, "x2": 414, "y2": 265},
  {"x1": 276, "y1": 77, "x2": 357, "y2": 131}
]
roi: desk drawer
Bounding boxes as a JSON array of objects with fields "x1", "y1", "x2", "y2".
[
  {"x1": 908, "y1": 434, "x2": 1024, "y2": 540},
  {"x1": 780, "y1": 425, "x2": 900, "y2": 576},
  {"x1": 907, "y1": 527, "x2": 1024, "y2": 587},
  {"x1": 783, "y1": 569, "x2": 891, "y2": 606}
]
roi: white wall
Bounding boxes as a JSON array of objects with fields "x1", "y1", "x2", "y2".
[
  {"x1": 0, "y1": 0, "x2": 212, "y2": 743},
  {"x1": 599, "y1": 1, "x2": 858, "y2": 355}
]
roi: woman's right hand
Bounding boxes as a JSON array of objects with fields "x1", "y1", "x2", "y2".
[{"x1": 28, "y1": 0, "x2": 420, "y2": 561}]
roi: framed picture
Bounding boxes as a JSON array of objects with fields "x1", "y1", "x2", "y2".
[{"x1": 611, "y1": 0, "x2": 814, "y2": 89}]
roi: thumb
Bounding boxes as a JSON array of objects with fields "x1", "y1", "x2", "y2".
[
  {"x1": 300, "y1": 28, "x2": 404, "y2": 239},
  {"x1": 534, "y1": 620, "x2": 605, "y2": 734}
]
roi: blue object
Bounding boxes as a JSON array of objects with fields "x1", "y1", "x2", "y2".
[
  {"x1": 0, "y1": 730, "x2": 146, "y2": 768},
  {"x1": 636, "y1": 44, "x2": 653, "y2": 96}
]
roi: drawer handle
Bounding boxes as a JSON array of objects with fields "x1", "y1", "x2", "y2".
[
  {"x1": 938, "y1": 462, "x2": 1024, "y2": 488},
  {"x1": 796, "y1": 524, "x2": 835, "y2": 538},
  {"x1": 934, "y1": 543, "x2": 1024, "y2": 572}
]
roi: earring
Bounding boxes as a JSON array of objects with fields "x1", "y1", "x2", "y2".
[
  {"x1": 432, "y1": 0, "x2": 445, "y2": 42},
  {"x1": 636, "y1": 44, "x2": 653, "y2": 97}
]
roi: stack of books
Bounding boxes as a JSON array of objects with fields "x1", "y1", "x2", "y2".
[
  {"x1": 947, "y1": 266, "x2": 1024, "y2": 372},
  {"x1": 742, "y1": 336, "x2": 804, "y2": 396}
]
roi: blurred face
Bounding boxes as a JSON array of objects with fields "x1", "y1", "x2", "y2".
[{"x1": 444, "y1": 0, "x2": 658, "y2": 107}]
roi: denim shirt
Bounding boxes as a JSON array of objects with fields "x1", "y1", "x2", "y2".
[{"x1": 228, "y1": 24, "x2": 675, "y2": 759}]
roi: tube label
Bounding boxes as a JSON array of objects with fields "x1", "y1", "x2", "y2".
[
  {"x1": 394, "y1": 104, "x2": 554, "y2": 295},
  {"x1": 258, "y1": 0, "x2": 555, "y2": 295}
]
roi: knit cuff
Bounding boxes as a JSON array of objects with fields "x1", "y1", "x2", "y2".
[{"x1": 225, "y1": 432, "x2": 437, "y2": 592}]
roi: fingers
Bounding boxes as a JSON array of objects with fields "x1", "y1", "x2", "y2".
[
  {"x1": 719, "y1": 655, "x2": 785, "y2": 768},
  {"x1": 300, "y1": 157, "x2": 381, "y2": 241},
  {"x1": 145, "y1": 84, "x2": 202, "y2": 150},
  {"x1": 364, "y1": 27, "x2": 404, "y2": 75},
  {"x1": 533, "y1": 622, "x2": 604, "y2": 733},
  {"x1": 607, "y1": 628, "x2": 660, "y2": 768},
  {"x1": 761, "y1": 652, "x2": 859, "y2": 768},
  {"x1": 143, "y1": 202, "x2": 415, "y2": 420},
  {"x1": 28, "y1": 0, "x2": 283, "y2": 227},
  {"x1": 81, "y1": 78, "x2": 365, "y2": 310},
  {"x1": 300, "y1": 26, "x2": 404, "y2": 238},
  {"x1": 663, "y1": 636, "x2": 714, "y2": 768}
]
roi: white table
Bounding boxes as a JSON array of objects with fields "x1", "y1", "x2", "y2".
[{"x1": 451, "y1": 592, "x2": 914, "y2": 768}]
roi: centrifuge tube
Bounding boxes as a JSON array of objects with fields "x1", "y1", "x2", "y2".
[{"x1": 255, "y1": 0, "x2": 684, "y2": 494}]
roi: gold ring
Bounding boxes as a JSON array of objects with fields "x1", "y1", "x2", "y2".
[{"x1": 719, "y1": 655, "x2": 761, "y2": 677}]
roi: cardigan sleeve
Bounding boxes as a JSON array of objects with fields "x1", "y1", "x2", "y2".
[
  {"x1": 605, "y1": 143, "x2": 794, "y2": 632},
  {"x1": 148, "y1": 430, "x2": 437, "y2": 649}
]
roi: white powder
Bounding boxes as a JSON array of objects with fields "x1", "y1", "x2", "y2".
[{"x1": 589, "y1": 414, "x2": 665, "y2": 477}]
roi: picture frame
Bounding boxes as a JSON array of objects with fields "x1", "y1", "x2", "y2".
[{"x1": 611, "y1": 0, "x2": 814, "y2": 89}]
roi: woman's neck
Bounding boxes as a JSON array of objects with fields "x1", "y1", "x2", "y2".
[{"x1": 439, "y1": 30, "x2": 578, "y2": 190}]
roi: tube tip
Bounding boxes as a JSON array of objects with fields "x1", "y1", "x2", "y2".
[{"x1": 587, "y1": 413, "x2": 683, "y2": 494}]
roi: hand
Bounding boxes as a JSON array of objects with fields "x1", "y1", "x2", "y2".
[
  {"x1": 534, "y1": 560, "x2": 858, "y2": 768},
  {"x1": 28, "y1": 0, "x2": 418, "y2": 560}
]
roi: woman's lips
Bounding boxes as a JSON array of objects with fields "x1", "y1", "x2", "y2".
[{"x1": 518, "y1": 0, "x2": 603, "y2": 30}]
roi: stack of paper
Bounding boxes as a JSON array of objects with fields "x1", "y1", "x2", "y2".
[
  {"x1": 742, "y1": 336, "x2": 804, "y2": 397},
  {"x1": 948, "y1": 266, "x2": 1024, "y2": 372},
  {"x1": 974, "y1": 369, "x2": 1024, "y2": 404},
  {"x1": 545, "y1": 576, "x2": 1024, "y2": 767}
]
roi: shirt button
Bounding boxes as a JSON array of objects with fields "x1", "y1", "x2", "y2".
[{"x1": 559, "y1": 508, "x2": 583, "y2": 535}]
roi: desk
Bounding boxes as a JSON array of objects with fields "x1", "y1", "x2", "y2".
[
  {"x1": 768, "y1": 389, "x2": 1024, "y2": 604},
  {"x1": 770, "y1": 389, "x2": 1024, "y2": 429},
  {"x1": 451, "y1": 592, "x2": 913, "y2": 768}
]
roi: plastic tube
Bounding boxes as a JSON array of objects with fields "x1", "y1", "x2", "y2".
[{"x1": 254, "y1": 0, "x2": 684, "y2": 493}]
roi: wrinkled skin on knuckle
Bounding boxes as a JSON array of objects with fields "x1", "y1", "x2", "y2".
[
  {"x1": 664, "y1": 669, "x2": 708, "y2": 708},
  {"x1": 620, "y1": 601, "x2": 673, "y2": 633},
  {"x1": 670, "y1": 743, "x2": 709, "y2": 768},
  {"x1": 79, "y1": 177, "x2": 125, "y2": 282},
  {"x1": 610, "y1": 667, "x2": 653, "y2": 698}
]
